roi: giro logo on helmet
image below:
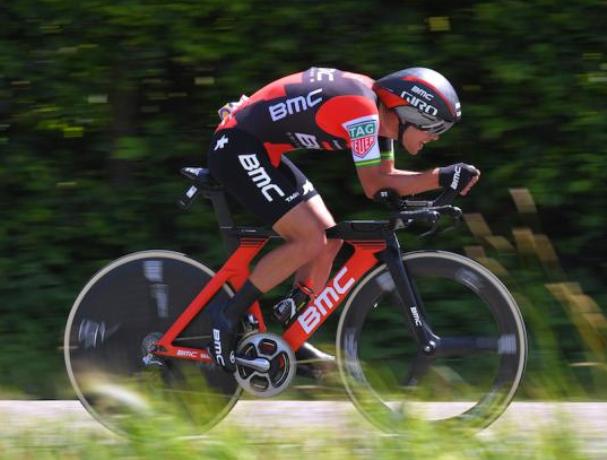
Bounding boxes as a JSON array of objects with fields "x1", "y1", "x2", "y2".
[{"x1": 400, "y1": 90, "x2": 439, "y2": 116}]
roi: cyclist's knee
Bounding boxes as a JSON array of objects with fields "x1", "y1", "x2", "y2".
[
  {"x1": 273, "y1": 201, "x2": 337, "y2": 259},
  {"x1": 327, "y1": 238, "x2": 343, "y2": 256},
  {"x1": 300, "y1": 229, "x2": 328, "y2": 259}
]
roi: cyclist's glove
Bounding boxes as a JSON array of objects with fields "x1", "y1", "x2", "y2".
[{"x1": 438, "y1": 163, "x2": 479, "y2": 193}]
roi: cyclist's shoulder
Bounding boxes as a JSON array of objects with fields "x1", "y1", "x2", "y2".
[
  {"x1": 305, "y1": 67, "x2": 376, "y2": 96},
  {"x1": 262, "y1": 67, "x2": 376, "y2": 97},
  {"x1": 314, "y1": 70, "x2": 379, "y2": 128},
  {"x1": 214, "y1": 67, "x2": 378, "y2": 132},
  {"x1": 226, "y1": 67, "x2": 376, "y2": 105}
]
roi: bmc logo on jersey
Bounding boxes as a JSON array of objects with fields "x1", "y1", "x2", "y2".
[
  {"x1": 347, "y1": 120, "x2": 377, "y2": 157},
  {"x1": 269, "y1": 88, "x2": 323, "y2": 122}
]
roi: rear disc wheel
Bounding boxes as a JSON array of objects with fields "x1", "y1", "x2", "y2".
[{"x1": 64, "y1": 250, "x2": 240, "y2": 436}]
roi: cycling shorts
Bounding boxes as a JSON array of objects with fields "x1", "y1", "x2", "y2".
[{"x1": 207, "y1": 129, "x2": 318, "y2": 226}]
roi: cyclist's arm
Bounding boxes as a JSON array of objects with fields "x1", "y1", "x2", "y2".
[
  {"x1": 351, "y1": 133, "x2": 439, "y2": 198},
  {"x1": 356, "y1": 162, "x2": 440, "y2": 199},
  {"x1": 339, "y1": 103, "x2": 439, "y2": 198}
]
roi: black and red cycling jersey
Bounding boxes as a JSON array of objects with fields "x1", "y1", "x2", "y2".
[{"x1": 215, "y1": 67, "x2": 394, "y2": 168}]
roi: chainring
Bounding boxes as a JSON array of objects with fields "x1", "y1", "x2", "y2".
[{"x1": 234, "y1": 333, "x2": 296, "y2": 398}]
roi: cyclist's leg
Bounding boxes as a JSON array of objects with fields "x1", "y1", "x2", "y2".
[
  {"x1": 252, "y1": 155, "x2": 343, "y2": 294},
  {"x1": 250, "y1": 194, "x2": 339, "y2": 375},
  {"x1": 254, "y1": 161, "x2": 340, "y2": 374},
  {"x1": 249, "y1": 195, "x2": 337, "y2": 291},
  {"x1": 207, "y1": 130, "x2": 335, "y2": 370},
  {"x1": 292, "y1": 194, "x2": 343, "y2": 294},
  {"x1": 247, "y1": 156, "x2": 342, "y2": 292}
]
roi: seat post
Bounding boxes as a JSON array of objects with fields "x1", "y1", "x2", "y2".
[
  {"x1": 202, "y1": 189, "x2": 239, "y2": 255},
  {"x1": 179, "y1": 167, "x2": 241, "y2": 256}
]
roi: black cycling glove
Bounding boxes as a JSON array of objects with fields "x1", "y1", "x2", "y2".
[{"x1": 438, "y1": 163, "x2": 479, "y2": 193}]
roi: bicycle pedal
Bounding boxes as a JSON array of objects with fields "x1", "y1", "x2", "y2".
[{"x1": 142, "y1": 353, "x2": 166, "y2": 368}]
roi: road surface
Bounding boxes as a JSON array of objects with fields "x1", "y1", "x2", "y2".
[{"x1": 0, "y1": 401, "x2": 605, "y2": 456}]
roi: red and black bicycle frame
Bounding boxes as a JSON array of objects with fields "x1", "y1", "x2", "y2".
[{"x1": 154, "y1": 221, "x2": 439, "y2": 364}]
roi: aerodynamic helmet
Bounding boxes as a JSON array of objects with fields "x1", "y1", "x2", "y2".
[{"x1": 373, "y1": 67, "x2": 461, "y2": 135}]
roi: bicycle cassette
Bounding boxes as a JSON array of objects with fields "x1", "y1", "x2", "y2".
[{"x1": 233, "y1": 333, "x2": 296, "y2": 398}]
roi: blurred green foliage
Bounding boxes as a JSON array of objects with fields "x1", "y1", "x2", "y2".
[
  {"x1": 0, "y1": 1, "x2": 606, "y2": 397},
  {"x1": 0, "y1": 401, "x2": 595, "y2": 459}
]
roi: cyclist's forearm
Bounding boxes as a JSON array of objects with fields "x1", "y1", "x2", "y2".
[{"x1": 375, "y1": 168, "x2": 440, "y2": 197}]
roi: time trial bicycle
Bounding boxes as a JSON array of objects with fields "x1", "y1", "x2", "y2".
[{"x1": 64, "y1": 166, "x2": 527, "y2": 435}]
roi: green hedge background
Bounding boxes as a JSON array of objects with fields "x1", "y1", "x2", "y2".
[{"x1": 1, "y1": 0, "x2": 605, "y2": 397}]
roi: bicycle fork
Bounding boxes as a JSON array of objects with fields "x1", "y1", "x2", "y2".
[{"x1": 380, "y1": 232, "x2": 440, "y2": 355}]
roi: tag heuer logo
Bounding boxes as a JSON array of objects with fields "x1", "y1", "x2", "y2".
[
  {"x1": 348, "y1": 120, "x2": 377, "y2": 157},
  {"x1": 348, "y1": 121, "x2": 376, "y2": 139}
]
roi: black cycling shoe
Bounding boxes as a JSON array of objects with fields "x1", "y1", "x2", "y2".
[
  {"x1": 273, "y1": 288, "x2": 336, "y2": 380},
  {"x1": 209, "y1": 312, "x2": 237, "y2": 373},
  {"x1": 273, "y1": 286, "x2": 311, "y2": 325},
  {"x1": 295, "y1": 342, "x2": 336, "y2": 380}
]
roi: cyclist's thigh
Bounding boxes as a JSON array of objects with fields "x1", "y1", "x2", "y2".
[
  {"x1": 270, "y1": 198, "x2": 330, "y2": 242},
  {"x1": 273, "y1": 155, "x2": 335, "y2": 227},
  {"x1": 207, "y1": 129, "x2": 318, "y2": 226},
  {"x1": 275, "y1": 157, "x2": 336, "y2": 226}
]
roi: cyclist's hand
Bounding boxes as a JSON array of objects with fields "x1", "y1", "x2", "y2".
[{"x1": 438, "y1": 163, "x2": 480, "y2": 196}]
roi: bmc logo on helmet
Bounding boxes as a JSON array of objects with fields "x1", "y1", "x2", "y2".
[
  {"x1": 401, "y1": 90, "x2": 439, "y2": 116},
  {"x1": 411, "y1": 85, "x2": 434, "y2": 101}
]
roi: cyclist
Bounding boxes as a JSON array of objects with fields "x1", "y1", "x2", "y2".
[{"x1": 206, "y1": 67, "x2": 480, "y2": 372}]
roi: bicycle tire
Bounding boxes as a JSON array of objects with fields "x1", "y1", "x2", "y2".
[
  {"x1": 64, "y1": 250, "x2": 240, "y2": 436},
  {"x1": 336, "y1": 250, "x2": 527, "y2": 432}
]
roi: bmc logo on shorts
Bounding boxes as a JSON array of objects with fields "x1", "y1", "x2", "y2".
[{"x1": 238, "y1": 154, "x2": 286, "y2": 202}]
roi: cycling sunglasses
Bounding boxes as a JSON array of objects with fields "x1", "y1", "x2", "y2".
[
  {"x1": 418, "y1": 120, "x2": 454, "y2": 135},
  {"x1": 394, "y1": 106, "x2": 454, "y2": 135}
]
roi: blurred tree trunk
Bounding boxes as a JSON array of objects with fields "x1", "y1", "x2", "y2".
[{"x1": 108, "y1": 58, "x2": 137, "y2": 187}]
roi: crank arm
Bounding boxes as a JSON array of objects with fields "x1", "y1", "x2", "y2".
[{"x1": 235, "y1": 355, "x2": 271, "y2": 373}]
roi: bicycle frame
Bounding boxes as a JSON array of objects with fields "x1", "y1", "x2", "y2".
[
  {"x1": 67, "y1": 168, "x2": 525, "y2": 434},
  {"x1": 154, "y1": 223, "x2": 439, "y2": 364},
  {"x1": 154, "y1": 170, "x2": 443, "y2": 364},
  {"x1": 153, "y1": 233, "x2": 385, "y2": 363}
]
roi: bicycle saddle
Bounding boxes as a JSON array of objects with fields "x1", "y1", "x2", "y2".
[{"x1": 180, "y1": 167, "x2": 224, "y2": 191}]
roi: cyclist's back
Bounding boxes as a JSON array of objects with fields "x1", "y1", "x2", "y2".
[{"x1": 215, "y1": 67, "x2": 385, "y2": 166}]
